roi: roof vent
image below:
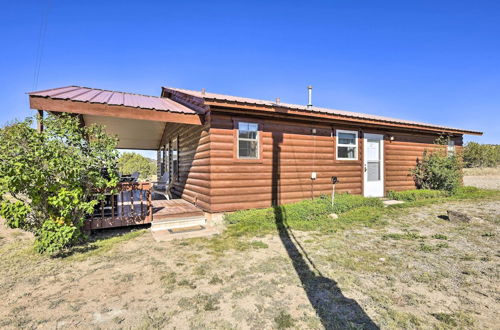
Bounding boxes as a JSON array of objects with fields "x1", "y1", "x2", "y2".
[
  {"x1": 276, "y1": 97, "x2": 280, "y2": 105},
  {"x1": 307, "y1": 85, "x2": 313, "y2": 109},
  {"x1": 201, "y1": 88, "x2": 206, "y2": 95}
]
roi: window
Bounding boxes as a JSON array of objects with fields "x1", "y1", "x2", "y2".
[
  {"x1": 336, "y1": 130, "x2": 358, "y2": 160},
  {"x1": 170, "y1": 137, "x2": 179, "y2": 179},
  {"x1": 447, "y1": 140, "x2": 455, "y2": 156},
  {"x1": 237, "y1": 122, "x2": 259, "y2": 159}
]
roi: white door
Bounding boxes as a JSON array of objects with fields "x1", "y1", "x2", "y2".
[{"x1": 363, "y1": 133, "x2": 384, "y2": 197}]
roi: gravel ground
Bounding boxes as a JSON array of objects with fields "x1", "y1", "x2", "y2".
[{"x1": 464, "y1": 166, "x2": 500, "y2": 190}]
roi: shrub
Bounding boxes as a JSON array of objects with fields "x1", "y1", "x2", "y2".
[
  {"x1": 387, "y1": 189, "x2": 448, "y2": 201},
  {"x1": 411, "y1": 148, "x2": 463, "y2": 192},
  {"x1": 0, "y1": 114, "x2": 118, "y2": 254},
  {"x1": 463, "y1": 142, "x2": 500, "y2": 168},
  {"x1": 118, "y1": 152, "x2": 156, "y2": 180}
]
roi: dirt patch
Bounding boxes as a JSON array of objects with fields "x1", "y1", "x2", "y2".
[
  {"x1": 0, "y1": 197, "x2": 499, "y2": 329},
  {"x1": 464, "y1": 166, "x2": 500, "y2": 190}
]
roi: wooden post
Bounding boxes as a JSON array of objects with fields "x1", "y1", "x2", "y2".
[{"x1": 37, "y1": 110, "x2": 44, "y2": 132}]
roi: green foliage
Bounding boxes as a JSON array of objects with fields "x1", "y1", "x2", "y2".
[
  {"x1": 387, "y1": 189, "x2": 448, "y2": 201},
  {"x1": 34, "y1": 220, "x2": 81, "y2": 254},
  {"x1": 0, "y1": 114, "x2": 119, "y2": 254},
  {"x1": 432, "y1": 234, "x2": 448, "y2": 240},
  {"x1": 224, "y1": 194, "x2": 384, "y2": 235},
  {"x1": 117, "y1": 152, "x2": 156, "y2": 180},
  {"x1": 335, "y1": 206, "x2": 384, "y2": 228},
  {"x1": 382, "y1": 232, "x2": 425, "y2": 240},
  {"x1": 411, "y1": 148, "x2": 463, "y2": 192},
  {"x1": 463, "y1": 142, "x2": 500, "y2": 168},
  {"x1": 450, "y1": 186, "x2": 499, "y2": 200},
  {"x1": 274, "y1": 310, "x2": 295, "y2": 329}
]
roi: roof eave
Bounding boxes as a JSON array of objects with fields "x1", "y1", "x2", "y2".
[{"x1": 205, "y1": 100, "x2": 483, "y2": 136}]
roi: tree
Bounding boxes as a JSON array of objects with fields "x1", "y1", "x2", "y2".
[
  {"x1": 463, "y1": 142, "x2": 500, "y2": 168},
  {"x1": 411, "y1": 137, "x2": 463, "y2": 192},
  {"x1": 0, "y1": 114, "x2": 119, "y2": 254},
  {"x1": 117, "y1": 152, "x2": 156, "y2": 180}
]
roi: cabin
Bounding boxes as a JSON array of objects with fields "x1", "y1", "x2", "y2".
[{"x1": 28, "y1": 85, "x2": 482, "y2": 231}]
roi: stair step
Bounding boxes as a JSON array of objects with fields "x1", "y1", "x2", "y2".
[{"x1": 151, "y1": 216, "x2": 206, "y2": 232}]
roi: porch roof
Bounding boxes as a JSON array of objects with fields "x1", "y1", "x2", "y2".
[{"x1": 28, "y1": 86, "x2": 204, "y2": 150}]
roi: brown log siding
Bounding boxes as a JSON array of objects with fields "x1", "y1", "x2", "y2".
[
  {"x1": 208, "y1": 113, "x2": 363, "y2": 212},
  {"x1": 160, "y1": 122, "x2": 211, "y2": 211},
  {"x1": 385, "y1": 133, "x2": 463, "y2": 191},
  {"x1": 161, "y1": 111, "x2": 463, "y2": 213}
]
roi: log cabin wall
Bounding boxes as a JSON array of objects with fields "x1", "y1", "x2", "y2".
[
  {"x1": 385, "y1": 133, "x2": 463, "y2": 191},
  {"x1": 208, "y1": 112, "x2": 364, "y2": 212},
  {"x1": 206, "y1": 111, "x2": 463, "y2": 213},
  {"x1": 159, "y1": 121, "x2": 211, "y2": 211}
]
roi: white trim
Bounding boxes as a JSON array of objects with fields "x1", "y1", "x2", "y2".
[
  {"x1": 363, "y1": 133, "x2": 384, "y2": 197},
  {"x1": 237, "y1": 121, "x2": 259, "y2": 159},
  {"x1": 336, "y1": 129, "x2": 358, "y2": 160},
  {"x1": 447, "y1": 140, "x2": 455, "y2": 156}
]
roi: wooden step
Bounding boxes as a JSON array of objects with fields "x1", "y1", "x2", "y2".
[{"x1": 151, "y1": 215, "x2": 206, "y2": 232}]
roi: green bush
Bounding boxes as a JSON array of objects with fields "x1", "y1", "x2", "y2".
[
  {"x1": 0, "y1": 114, "x2": 118, "y2": 254},
  {"x1": 225, "y1": 194, "x2": 384, "y2": 235},
  {"x1": 34, "y1": 220, "x2": 81, "y2": 254},
  {"x1": 411, "y1": 149, "x2": 463, "y2": 192},
  {"x1": 387, "y1": 189, "x2": 448, "y2": 201},
  {"x1": 463, "y1": 142, "x2": 500, "y2": 168},
  {"x1": 118, "y1": 152, "x2": 157, "y2": 180}
]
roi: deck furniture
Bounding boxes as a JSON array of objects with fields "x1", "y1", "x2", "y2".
[{"x1": 152, "y1": 172, "x2": 174, "y2": 200}]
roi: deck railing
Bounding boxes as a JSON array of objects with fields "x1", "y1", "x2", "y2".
[{"x1": 85, "y1": 182, "x2": 153, "y2": 230}]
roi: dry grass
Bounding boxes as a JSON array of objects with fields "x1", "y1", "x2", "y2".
[
  {"x1": 464, "y1": 166, "x2": 500, "y2": 190},
  {"x1": 1, "y1": 194, "x2": 499, "y2": 329}
]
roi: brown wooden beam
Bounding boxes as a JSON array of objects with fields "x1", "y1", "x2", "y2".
[
  {"x1": 37, "y1": 110, "x2": 44, "y2": 132},
  {"x1": 158, "y1": 122, "x2": 169, "y2": 149},
  {"x1": 30, "y1": 96, "x2": 203, "y2": 126}
]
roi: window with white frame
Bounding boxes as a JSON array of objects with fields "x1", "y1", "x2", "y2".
[
  {"x1": 447, "y1": 140, "x2": 455, "y2": 156},
  {"x1": 336, "y1": 130, "x2": 358, "y2": 160},
  {"x1": 237, "y1": 122, "x2": 259, "y2": 159}
]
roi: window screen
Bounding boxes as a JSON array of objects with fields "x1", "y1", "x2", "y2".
[
  {"x1": 337, "y1": 130, "x2": 358, "y2": 160},
  {"x1": 238, "y1": 122, "x2": 259, "y2": 159}
]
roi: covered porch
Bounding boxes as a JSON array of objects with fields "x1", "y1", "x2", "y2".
[{"x1": 28, "y1": 86, "x2": 207, "y2": 231}]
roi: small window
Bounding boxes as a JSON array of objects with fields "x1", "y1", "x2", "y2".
[
  {"x1": 170, "y1": 138, "x2": 179, "y2": 179},
  {"x1": 447, "y1": 140, "x2": 455, "y2": 156},
  {"x1": 237, "y1": 122, "x2": 259, "y2": 159},
  {"x1": 336, "y1": 130, "x2": 358, "y2": 160}
]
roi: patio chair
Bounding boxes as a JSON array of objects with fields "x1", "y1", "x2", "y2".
[
  {"x1": 152, "y1": 172, "x2": 174, "y2": 200},
  {"x1": 130, "y1": 172, "x2": 140, "y2": 182}
]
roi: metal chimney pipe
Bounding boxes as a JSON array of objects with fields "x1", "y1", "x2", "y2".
[
  {"x1": 276, "y1": 97, "x2": 280, "y2": 105},
  {"x1": 307, "y1": 85, "x2": 313, "y2": 109}
]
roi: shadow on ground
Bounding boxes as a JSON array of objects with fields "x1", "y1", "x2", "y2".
[
  {"x1": 274, "y1": 206, "x2": 379, "y2": 329},
  {"x1": 271, "y1": 130, "x2": 379, "y2": 329}
]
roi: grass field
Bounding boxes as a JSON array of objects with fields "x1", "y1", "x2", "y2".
[{"x1": 0, "y1": 185, "x2": 499, "y2": 328}]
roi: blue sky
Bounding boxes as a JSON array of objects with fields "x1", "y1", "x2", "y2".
[{"x1": 1, "y1": 0, "x2": 499, "y2": 156}]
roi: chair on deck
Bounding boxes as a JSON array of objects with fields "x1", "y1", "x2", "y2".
[
  {"x1": 152, "y1": 172, "x2": 174, "y2": 200},
  {"x1": 130, "y1": 172, "x2": 140, "y2": 182}
]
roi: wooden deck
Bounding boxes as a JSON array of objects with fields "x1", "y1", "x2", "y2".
[
  {"x1": 84, "y1": 181, "x2": 205, "y2": 230},
  {"x1": 152, "y1": 199, "x2": 205, "y2": 221}
]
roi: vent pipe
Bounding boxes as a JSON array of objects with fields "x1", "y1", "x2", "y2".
[
  {"x1": 275, "y1": 97, "x2": 280, "y2": 105},
  {"x1": 307, "y1": 85, "x2": 313, "y2": 109}
]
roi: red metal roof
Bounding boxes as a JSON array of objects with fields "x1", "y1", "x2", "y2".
[
  {"x1": 164, "y1": 87, "x2": 482, "y2": 135},
  {"x1": 29, "y1": 86, "x2": 200, "y2": 114}
]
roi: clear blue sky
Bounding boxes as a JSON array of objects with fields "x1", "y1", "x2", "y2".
[{"x1": 1, "y1": 0, "x2": 499, "y2": 152}]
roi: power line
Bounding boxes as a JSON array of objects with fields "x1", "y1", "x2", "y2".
[{"x1": 33, "y1": 0, "x2": 53, "y2": 90}]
